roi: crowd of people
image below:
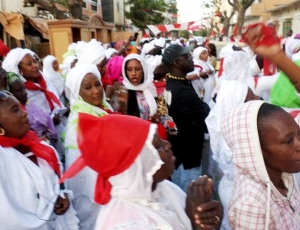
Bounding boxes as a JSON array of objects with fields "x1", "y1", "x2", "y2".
[{"x1": 0, "y1": 23, "x2": 300, "y2": 229}]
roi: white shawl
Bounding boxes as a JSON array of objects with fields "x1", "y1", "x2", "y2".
[
  {"x1": 43, "y1": 55, "x2": 65, "y2": 97},
  {"x1": 122, "y1": 54, "x2": 157, "y2": 116},
  {"x1": 0, "y1": 143, "x2": 79, "y2": 229}
]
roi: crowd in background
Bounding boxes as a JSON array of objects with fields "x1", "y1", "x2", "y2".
[{"x1": 0, "y1": 22, "x2": 300, "y2": 229}]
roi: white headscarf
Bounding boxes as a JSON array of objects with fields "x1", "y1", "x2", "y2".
[
  {"x1": 59, "y1": 55, "x2": 77, "y2": 76},
  {"x1": 76, "y1": 39, "x2": 106, "y2": 66},
  {"x1": 65, "y1": 63, "x2": 103, "y2": 105},
  {"x1": 43, "y1": 55, "x2": 64, "y2": 96},
  {"x1": 154, "y1": 37, "x2": 166, "y2": 48},
  {"x1": 205, "y1": 80, "x2": 248, "y2": 175},
  {"x1": 105, "y1": 48, "x2": 118, "y2": 59},
  {"x1": 122, "y1": 54, "x2": 157, "y2": 116},
  {"x1": 2, "y1": 48, "x2": 33, "y2": 77}
]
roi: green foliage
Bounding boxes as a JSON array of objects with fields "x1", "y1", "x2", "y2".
[
  {"x1": 166, "y1": 0, "x2": 177, "y2": 14},
  {"x1": 178, "y1": 30, "x2": 191, "y2": 39},
  {"x1": 125, "y1": 0, "x2": 168, "y2": 31},
  {"x1": 193, "y1": 30, "x2": 207, "y2": 37},
  {"x1": 52, "y1": 0, "x2": 69, "y2": 9}
]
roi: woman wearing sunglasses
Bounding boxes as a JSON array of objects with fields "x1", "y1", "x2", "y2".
[{"x1": 0, "y1": 91, "x2": 79, "y2": 229}]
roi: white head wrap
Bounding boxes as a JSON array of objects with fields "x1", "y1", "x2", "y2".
[
  {"x1": 142, "y1": 43, "x2": 155, "y2": 56},
  {"x1": 154, "y1": 37, "x2": 166, "y2": 48},
  {"x1": 102, "y1": 43, "x2": 110, "y2": 50},
  {"x1": 76, "y1": 39, "x2": 106, "y2": 66},
  {"x1": 122, "y1": 54, "x2": 157, "y2": 116},
  {"x1": 105, "y1": 48, "x2": 118, "y2": 59},
  {"x1": 286, "y1": 39, "x2": 300, "y2": 59},
  {"x1": 2, "y1": 48, "x2": 33, "y2": 76},
  {"x1": 59, "y1": 55, "x2": 77, "y2": 76},
  {"x1": 65, "y1": 63, "x2": 101, "y2": 105},
  {"x1": 219, "y1": 44, "x2": 234, "y2": 59},
  {"x1": 205, "y1": 80, "x2": 248, "y2": 175},
  {"x1": 223, "y1": 51, "x2": 251, "y2": 83},
  {"x1": 42, "y1": 55, "x2": 65, "y2": 96},
  {"x1": 192, "y1": 46, "x2": 207, "y2": 60},
  {"x1": 68, "y1": 42, "x2": 77, "y2": 51}
]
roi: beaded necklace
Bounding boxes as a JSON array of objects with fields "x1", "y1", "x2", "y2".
[{"x1": 167, "y1": 73, "x2": 186, "y2": 81}]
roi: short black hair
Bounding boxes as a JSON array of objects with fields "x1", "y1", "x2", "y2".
[
  {"x1": 154, "y1": 64, "x2": 168, "y2": 81},
  {"x1": 257, "y1": 103, "x2": 286, "y2": 141}
]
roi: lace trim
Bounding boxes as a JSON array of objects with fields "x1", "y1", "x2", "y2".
[
  {"x1": 109, "y1": 221, "x2": 173, "y2": 230},
  {"x1": 108, "y1": 220, "x2": 152, "y2": 230},
  {"x1": 145, "y1": 124, "x2": 164, "y2": 183}
]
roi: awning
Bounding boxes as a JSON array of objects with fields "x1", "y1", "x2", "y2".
[
  {"x1": 147, "y1": 21, "x2": 195, "y2": 35},
  {"x1": 27, "y1": 17, "x2": 56, "y2": 40},
  {"x1": 0, "y1": 12, "x2": 24, "y2": 40}
]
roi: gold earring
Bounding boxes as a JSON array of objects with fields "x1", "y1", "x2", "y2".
[{"x1": 0, "y1": 128, "x2": 5, "y2": 136}]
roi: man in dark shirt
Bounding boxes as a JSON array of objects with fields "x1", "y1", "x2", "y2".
[{"x1": 162, "y1": 44, "x2": 210, "y2": 192}]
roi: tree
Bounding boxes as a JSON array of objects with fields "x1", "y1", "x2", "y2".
[
  {"x1": 216, "y1": 10, "x2": 235, "y2": 37},
  {"x1": 202, "y1": 0, "x2": 235, "y2": 37},
  {"x1": 27, "y1": 0, "x2": 83, "y2": 19},
  {"x1": 228, "y1": 0, "x2": 255, "y2": 35},
  {"x1": 125, "y1": 0, "x2": 168, "y2": 32}
]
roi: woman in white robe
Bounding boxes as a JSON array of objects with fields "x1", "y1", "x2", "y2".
[
  {"x1": 189, "y1": 46, "x2": 215, "y2": 104},
  {"x1": 0, "y1": 92, "x2": 78, "y2": 230},
  {"x1": 43, "y1": 55, "x2": 66, "y2": 105}
]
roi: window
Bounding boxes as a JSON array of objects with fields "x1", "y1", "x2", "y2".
[
  {"x1": 283, "y1": 20, "x2": 292, "y2": 37},
  {"x1": 91, "y1": 0, "x2": 97, "y2": 11},
  {"x1": 82, "y1": 1, "x2": 86, "y2": 8},
  {"x1": 117, "y1": 1, "x2": 120, "y2": 12}
]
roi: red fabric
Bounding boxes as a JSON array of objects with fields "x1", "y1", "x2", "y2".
[
  {"x1": 218, "y1": 58, "x2": 224, "y2": 78},
  {"x1": 157, "y1": 122, "x2": 167, "y2": 140},
  {"x1": 61, "y1": 113, "x2": 150, "y2": 205},
  {"x1": 242, "y1": 23, "x2": 280, "y2": 47},
  {"x1": 0, "y1": 130, "x2": 60, "y2": 176},
  {"x1": 254, "y1": 76, "x2": 259, "y2": 89},
  {"x1": 101, "y1": 73, "x2": 114, "y2": 90},
  {"x1": 233, "y1": 24, "x2": 238, "y2": 36},
  {"x1": 99, "y1": 105, "x2": 117, "y2": 114},
  {"x1": 194, "y1": 65, "x2": 203, "y2": 71},
  {"x1": 24, "y1": 74, "x2": 61, "y2": 111},
  {"x1": 290, "y1": 110, "x2": 300, "y2": 118},
  {"x1": 19, "y1": 103, "x2": 26, "y2": 110},
  {"x1": 263, "y1": 58, "x2": 276, "y2": 76},
  {"x1": 153, "y1": 81, "x2": 166, "y2": 96},
  {"x1": 0, "y1": 40, "x2": 10, "y2": 57}
]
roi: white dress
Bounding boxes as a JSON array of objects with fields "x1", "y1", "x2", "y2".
[{"x1": 0, "y1": 143, "x2": 79, "y2": 230}]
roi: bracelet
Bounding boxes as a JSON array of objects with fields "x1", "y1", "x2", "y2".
[{"x1": 197, "y1": 72, "x2": 201, "y2": 79}]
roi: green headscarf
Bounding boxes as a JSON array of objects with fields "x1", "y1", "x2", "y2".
[{"x1": 6, "y1": 72, "x2": 20, "y2": 90}]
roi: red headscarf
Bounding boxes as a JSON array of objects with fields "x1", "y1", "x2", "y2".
[
  {"x1": 0, "y1": 130, "x2": 60, "y2": 176},
  {"x1": 24, "y1": 74, "x2": 61, "y2": 111},
  {"x1": 60, "y1": 113, "x2": 151, "y2": 204}
]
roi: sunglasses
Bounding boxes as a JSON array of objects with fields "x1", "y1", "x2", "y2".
[{"x1": 0, "y1": 90, "x2": 13, "y2": 100}]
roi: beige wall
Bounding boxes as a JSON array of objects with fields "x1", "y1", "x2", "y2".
[
  {"x1": 3, "y1": 0, "x2": 35, "y2": 16},
  {"x1": 269, "y1": 2, "x2": 300, "y2": 37},
  {"x1": 113, "y1": 0, "x2": 124, "y2": 25}
]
